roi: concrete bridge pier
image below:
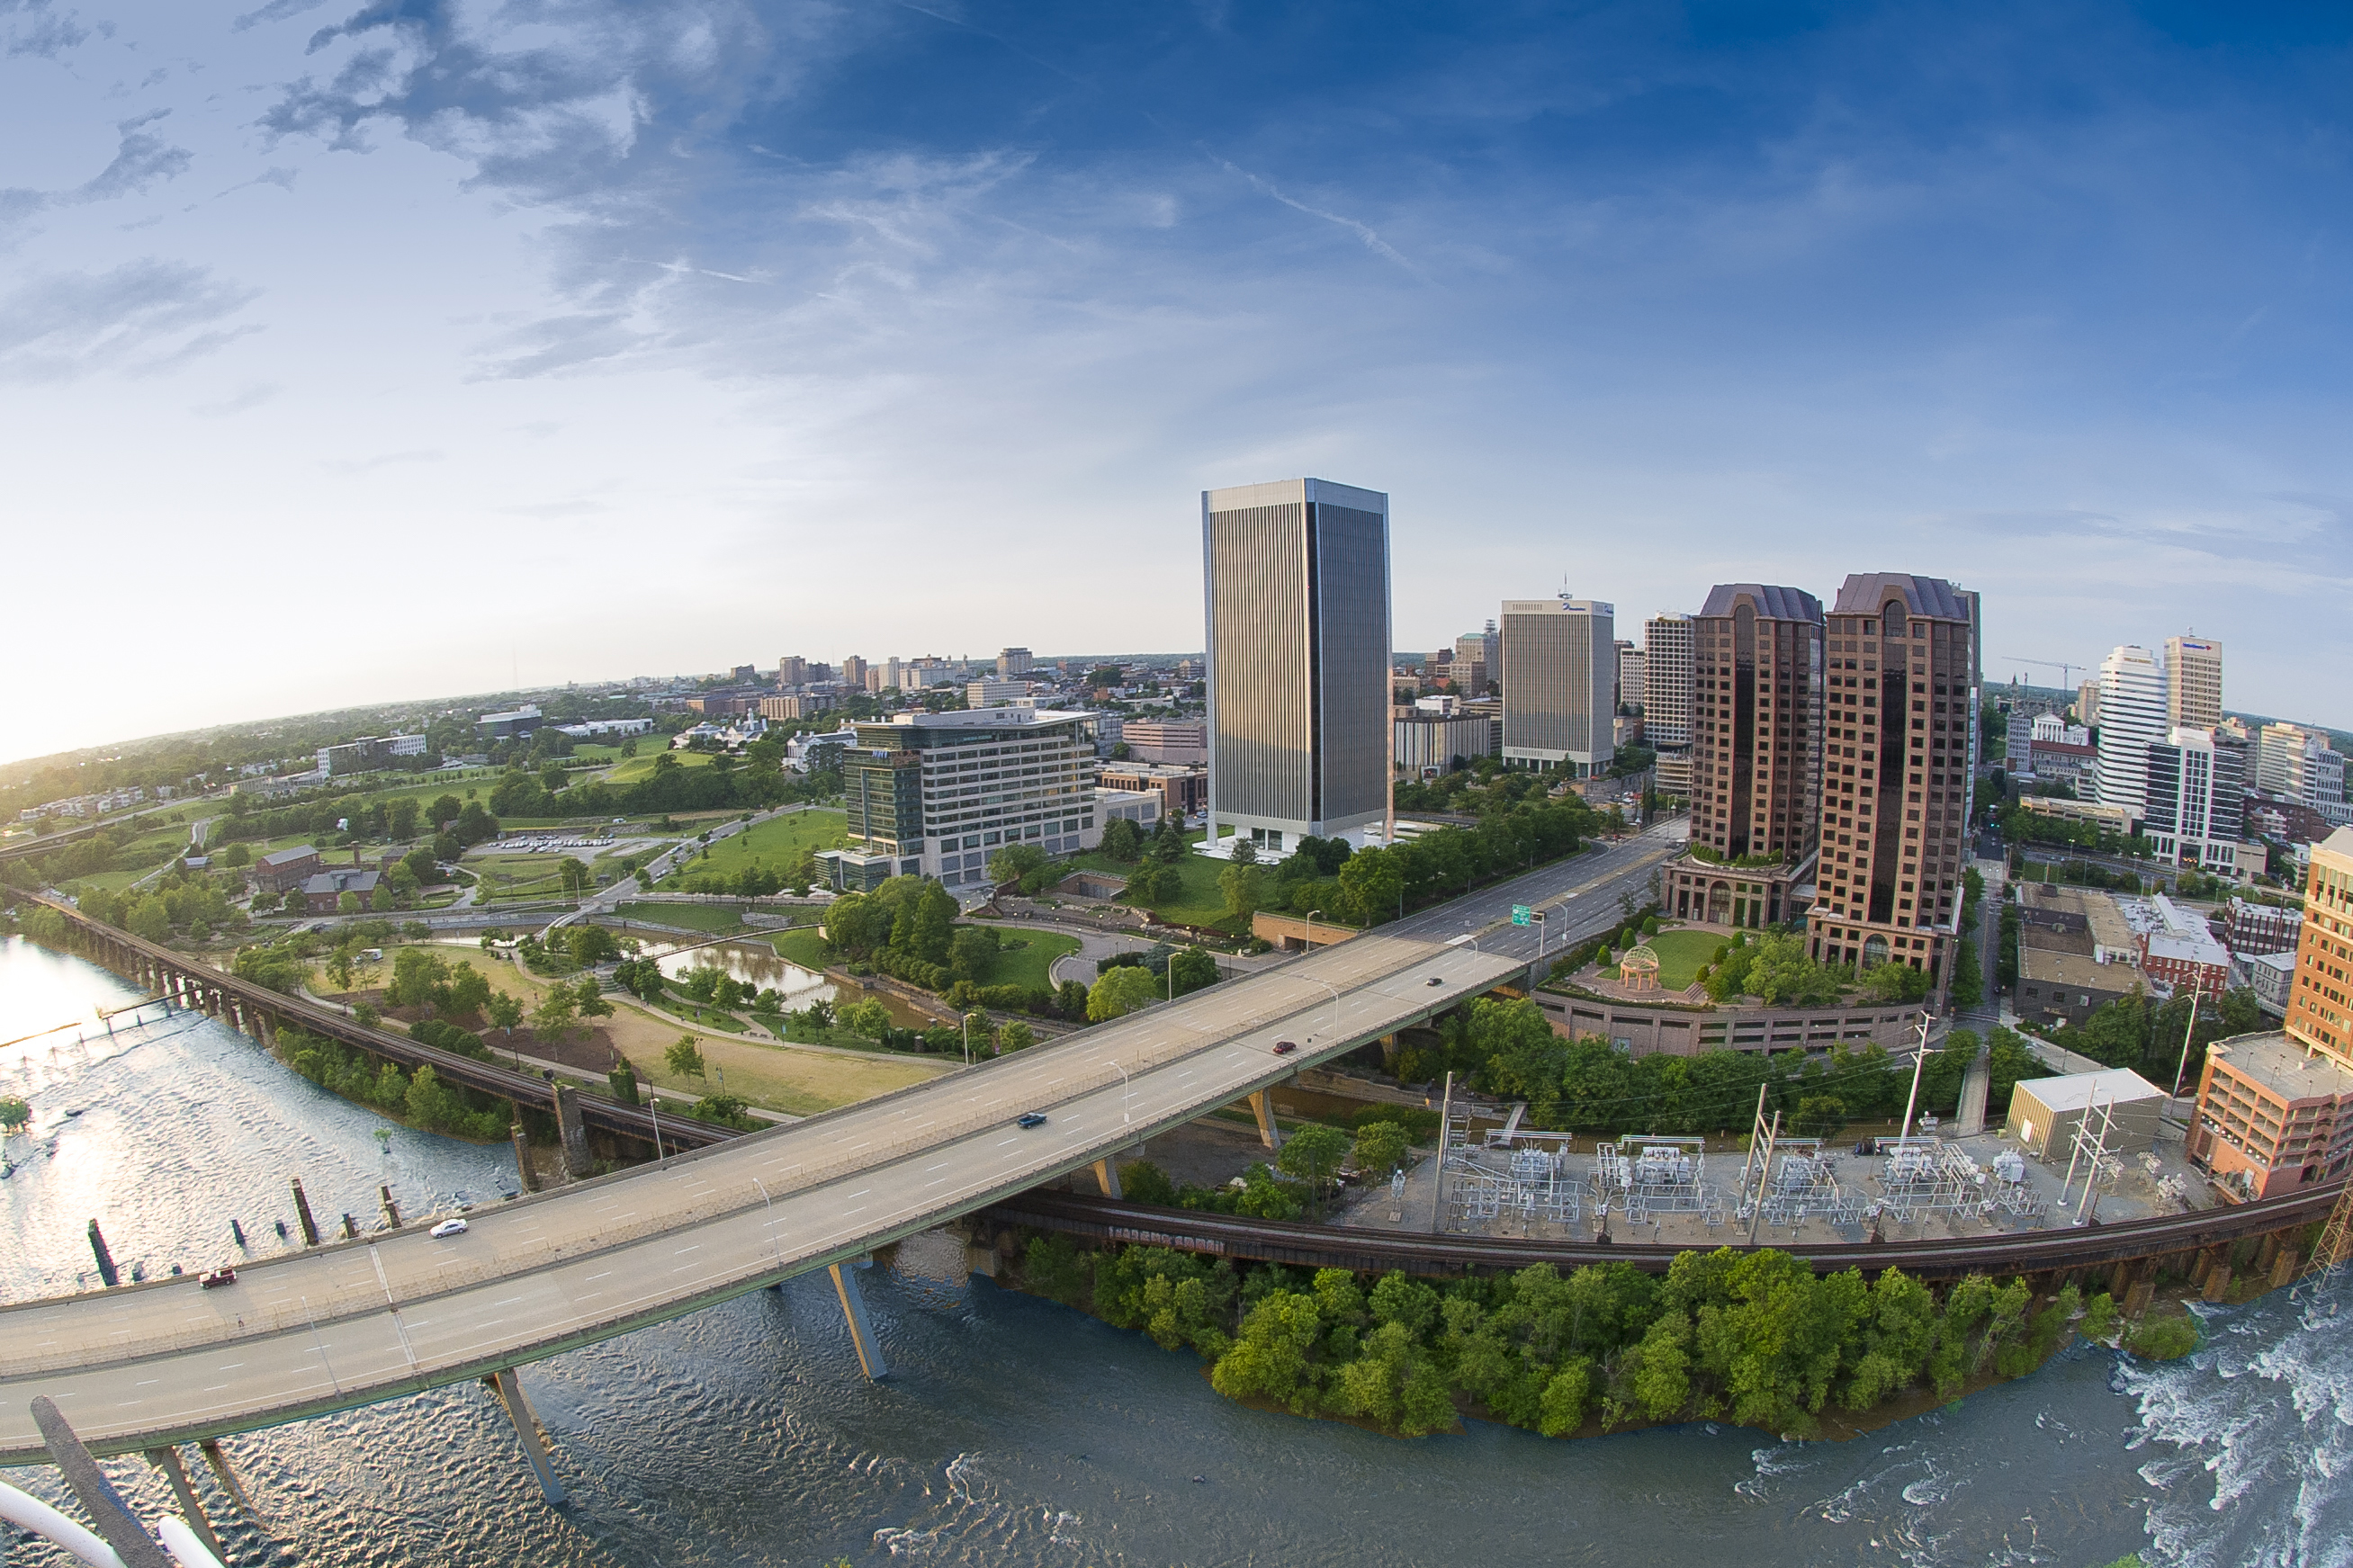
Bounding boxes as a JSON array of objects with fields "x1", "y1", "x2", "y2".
[
  {"x1": 1247, "y1": 1090, "x2": 1282, "y2": 1151},
  {"x1": 1091, "y1": 1158, "x2": 1122, "y2": 1199},
  {"x1": 145, "y1": 1446, "x2": 226, "y2": 1563},
  {"x1": 198, "y1": 1439, "x2": 258, "y2": 1521},
  {"x1": 483, "y1": 1370, "x2": 566, "y2": 1505},
  {"x1": 511, "y1": 1123, "x2": 542, "y2": 1193},
  {"x1": 553, "y1": 1084, "x2": 592, "y2": 1179},
  {"x1": 829, "y1": 1258, "x2": 890, "y2": 1380}
]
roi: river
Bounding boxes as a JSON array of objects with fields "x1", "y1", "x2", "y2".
[{"x1": 0, "y1": 935, "x2": 2340, "y2": 1567}]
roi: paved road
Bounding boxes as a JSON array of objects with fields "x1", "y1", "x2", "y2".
[
  {"x1": 1390, "y1": 817, "x2": 1688, "y2": 964},
  {"x1": 0, "y1": 933, "x2": 1522, "y2": 1464}
]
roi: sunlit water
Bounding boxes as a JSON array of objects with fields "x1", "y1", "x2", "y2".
[{"x1": 1, "y1": 935, "x2": 2340, "y2": 1566}]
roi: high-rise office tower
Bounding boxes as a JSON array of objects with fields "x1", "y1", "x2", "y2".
[
  {"x1": 1662, "y1": 587, "x2": 1823, "y2": 929},
  {"x1": 2091, "y1": 646, "x2": 2166, "y2": 820},
  {"x1": 2145, "y1": 726, "x2": 2247, "y2": 874},
  {"x1": 1616, "y1": 643, "x2": 1645, "y2": 717},
  {"x1": 1805, "y1": 574, "x2": 1980, "y2": 993},
  {"x1": 2165, "y1": 634, "x2": 2223, "y2": 730},
  {"x1": 840, "y1": 655, "x2": 869, "y2": 690},
  {"x1": 777, "y1": 656, "x2": 807, "y2": 687},
  {"x1": 1689, "y1": 586, "x2": 1824, "y2": 864},
  {"x1": 1501, "y1": 596, "x2": 1615, "y2": 776},
  {"x1": 2076, "y1": 679, "x2": 2101, "y2": 729},
  {"x1": 1643, "y1": 614, "x2": 1695, "y2": 746},
  {"x1": 1201, "y1": 478, "x2": 1392, "y2": 852},
  {"x1": 997, "y1": 647, "x2": 1034, "y2": 677}
]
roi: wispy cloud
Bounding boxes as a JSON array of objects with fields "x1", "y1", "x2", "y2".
[
  {"x1": 1208, "y1": 154, "x2": 1425, "y2": 279},
  {"x1": 0, "y1": 261, "x2": 261, "y2": 382}
]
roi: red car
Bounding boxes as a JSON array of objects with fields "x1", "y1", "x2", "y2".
[
  {"x1": 200, "y1": 1267, "x2": 237, "y2": 1289},
  {"x1": 1272, "y1": 1040, "x2": 1298, "y2": 1055}
]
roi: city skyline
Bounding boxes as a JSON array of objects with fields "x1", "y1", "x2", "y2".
[{"x1": 2, "y1": 3, "x2": 2349, "y2": 762}]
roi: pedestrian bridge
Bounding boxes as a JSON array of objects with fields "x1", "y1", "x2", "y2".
[{"x1": 0, "y1": 933, "x2": 1523, "y2": 1472}]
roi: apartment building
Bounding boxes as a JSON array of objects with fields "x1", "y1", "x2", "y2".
[{"x1": 1803, "y1": 573, "x2": 1980, "y2": 995}]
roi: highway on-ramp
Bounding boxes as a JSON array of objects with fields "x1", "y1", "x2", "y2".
[{"x1": 0, "y1": 933, "x2": 1522, "y2": 1464}]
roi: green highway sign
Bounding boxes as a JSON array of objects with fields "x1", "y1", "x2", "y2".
[{"x1": 1510, "y1": 905, "x2": 1532, "y2": 926}]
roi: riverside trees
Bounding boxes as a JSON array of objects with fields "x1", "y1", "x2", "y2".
[{"x1": 1028, "y1": 1241, "x2": 2102, "y2": 1441}]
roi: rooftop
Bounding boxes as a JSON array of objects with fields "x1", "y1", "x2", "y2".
[
  {"x1": 2210, "y1": 1031, "x2": 2353, "y2": 1105},
  {"x1": 2016, "y1": 1067, "x2": 2168, "y2": 1112},
  {"x1": 2020, "y1": 946, "x2": 2139, "y2": 991}
]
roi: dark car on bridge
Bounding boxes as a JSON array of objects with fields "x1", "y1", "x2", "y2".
[{"x1": 1017, "y1": 1112, "x2": 1047, "y2": 1128}]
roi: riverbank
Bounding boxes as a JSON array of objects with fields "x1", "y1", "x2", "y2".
[{"x1": 998, "y1": 1226, "x2": 2217, "y2": 1448}]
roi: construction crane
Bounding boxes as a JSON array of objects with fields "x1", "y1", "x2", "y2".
[{"x1": 2002, "y1": 656, "x2": 2088, "y2": 691}]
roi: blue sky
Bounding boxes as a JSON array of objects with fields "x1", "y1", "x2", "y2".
[{"x1": 2, "y1": 0, "x2": 2347, "y2": 762}]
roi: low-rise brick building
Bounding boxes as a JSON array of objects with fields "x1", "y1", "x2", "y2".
[{"x1": 252, "y1": 847, "x2": 322, "y2": 895}]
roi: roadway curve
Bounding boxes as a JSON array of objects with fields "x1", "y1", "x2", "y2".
[{"x1": 0, "y1": 932, "x2": 1526, "y2": 1464}]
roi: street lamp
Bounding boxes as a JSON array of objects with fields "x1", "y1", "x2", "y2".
[
  {"x1": 648, "y1": 1093, "x2": 666, "y2": 1165},
  {"x1": 1107, "y1": 1060, "x2": 1132, "y2": 1125},
  {"x1": 1304, "y1": 909, "x2": 1321, "y2": 954}
]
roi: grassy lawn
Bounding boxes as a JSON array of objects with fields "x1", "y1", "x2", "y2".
[
  {"x1": 1061, "y1": 845, "x2": 1231, "y2": 927},
  {"x1": 1639, "y1": 928, "x2": 1727, "y2": 990},
  {"x1": 599, "y1": 751, "x2": 716, "y2": 786},
  {"x1": 634, "y1": 1035, "x2": 949, "y2": 1118},
  {"x1": 611, "y1": 901, "x2": 750, "y2": 935},
  {"x1": 467, "y1": 851, "x2": 579, "y2": 902},
  {"x1": 769, "y1": 927, "x2": 837, "y2": 971},
  {"x1": 670, "y1": 809, "x2": 849, "y2": 879},
  {"x1": 980, "y1": 929, "x2": 1081, "y2": 990},
  {"x1": 647, "y1": 993, "x2": 750, "y2": 1032}
]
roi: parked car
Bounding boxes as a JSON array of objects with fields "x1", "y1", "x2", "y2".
[{"x1": 428, "y1": 1218, "x2": 470, "y2": 1239}]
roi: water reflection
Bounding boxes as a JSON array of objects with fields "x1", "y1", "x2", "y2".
[{"x1": 644, "y1": 937, "x2": 835, "y2": 1001}]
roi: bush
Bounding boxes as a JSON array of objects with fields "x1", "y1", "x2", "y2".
[{"x1": 2126, "y1": 1313, "x2": 2200, "y2": 1361}]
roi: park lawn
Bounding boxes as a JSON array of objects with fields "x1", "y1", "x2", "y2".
[
  {"x1": 646, "y1": 992, "x2": 750, "y2": 1032},
  {"x1": 612, "y1": 900, "x2": 750, "y2": 935},
  {"x1": 1640, "y1": 928, "x2": 1727, "y2": 990},
  {"x1": 1063, "y1": 846, "x2": 1231, "y2": 928},
  {"x1": 979, "y1": 928, "x2": 1080, "y2": 991},
  {"x1": 768, "y1": 927, "x2": 836, "y2": 971},
  {"x1": 598, "y1": 751, "x2": 717, "y2": 786},
  {"x1": 466, "y1": 851, "x2": 580, "y2": 901},
  {"x1": 675, "y1": 809, "x2": 849, "y2": 879},
  {"x1": 635, "y1": 1034, "x2": 949, "y2": 1118}
]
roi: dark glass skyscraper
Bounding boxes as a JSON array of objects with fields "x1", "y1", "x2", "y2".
[{"x1": 1201, "y1": 479, "x2": 1391, "y2": 852}]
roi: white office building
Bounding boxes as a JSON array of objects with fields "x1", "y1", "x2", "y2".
[{"x1": 2092, "y1": 645, "x2": 2168, "y2": 822}]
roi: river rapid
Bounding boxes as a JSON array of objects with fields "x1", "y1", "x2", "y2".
[{"x1": 0, "y1": 935, "x2": 2342, "y2": 1567}]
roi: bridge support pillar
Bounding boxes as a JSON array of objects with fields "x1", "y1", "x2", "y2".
[
  {"x1": 1248, "y1": 1090, "x2": 1281, "y2": 1151},
  {"x1": 146, "y1": 1446, "x2": 226, "y2": 1563},
  {"x1": 512, "y1": 1123, "x2": 542, "y2": 1192},
  {"x1": 1091, "y1": 1158, "x2": 1122, "y2": 1199},
  {"x1": 30, "y1": 1397, "x2": 173, "y2": 1568},
  {"x1": 1379, "y1": 1033, "x2": 1400, "y2": 1071},
  {"x1": 485, "y1": 1370, "x2": 567, "y2": 1505},
  {"x1": 290, "y1": 1177, "x2": 321, "y2": 1247},
  {"x1": 2202, "y1": 1263, "x2": 2234, "y2": 1303},
  {"x1": 553, "y1": 1084, "x2": 592, "y2": 1179},
  {"x1": 2124, "y1": 1278, "x2": 2157, "y2": 1318},
  {"x1": 2257, "y1": 1232, "x2": 2283, "y2": 1274},
  {"x1": 2271, "y1": 1246, "x2": 2302, "y2": 1289},
  {"x1": 829, "y1": 1259, "x2": 889, "y2": 1381},
  {"x1": 199, "y1": 1439, "x2": 258, "y2": 1519}
]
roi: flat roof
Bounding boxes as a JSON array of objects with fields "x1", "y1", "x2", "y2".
[
  {"x1": 2020, "y1": 947, "x2": 2137, "y2": 990},
  {"x1": 2015, "y1": 1067, "x2": 2167, "y2": 1112},
  {"x1": 2210, "y1": 1031, "x2": 2353, "y2": 1104}
]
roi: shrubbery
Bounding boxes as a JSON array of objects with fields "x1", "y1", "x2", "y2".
[{"x1": 1019, "y1": 1241, "x2": 2109, "y2": 1439}]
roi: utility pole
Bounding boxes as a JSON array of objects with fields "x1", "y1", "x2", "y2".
[
  {"x1": 2171, "y1": 990, "x2": 2201, "y2": 1098},
  {"x1": 1899, "y1": 1008, "x2": 1932, "y2": 1142},
  {"x1": 1429, "y1": 1071, "x2": 1453, "y2": 1234}
]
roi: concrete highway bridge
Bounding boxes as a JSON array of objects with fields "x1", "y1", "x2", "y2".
[{"x1": 0, "y1": 922, "x2": 1527, "y2": 1487}]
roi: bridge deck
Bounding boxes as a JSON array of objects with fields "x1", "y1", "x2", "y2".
[{"x1": 0, "y1": 933, "x2": 1522, "y2": 1464}]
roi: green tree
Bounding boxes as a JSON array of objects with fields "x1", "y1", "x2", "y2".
[
  {"x1": 1088, "y1": 964, "x2": 1162, "y2": 1021},
  {"x1": 987, "y1": 842, "x2": 1047, "y2": 886},
  {"x1": 0, "y1": 1096, "x2": 31, "y2": 1133},
  {"x1": 485, "y1": 990, "x2": 524, "y2": 1037},
  {"x1": 574, "y1": 977, "x2": 614, "y2": 1018},
  {"x1": 1792, "y1": 1095, "x2": 1847, "y2": 1139},
  {"x1": 1949, "y1": 938, "x2": 1983, "y2": 1008},
  {"x1": 337, "y1": 892, "x2": 362, "y2": 916},
  {"x1": 128, "y1": 897, "x2": 172, "y2": 942},
  {"x1": 1277, "y1": 1123, "x2": 1351, "y2": 1216},
  {"x1": 388, "y1": 798, "x2": 420, "y2": 839},
  {"x1": 665, "y1": 1035, "x2": 707, "y2": 1078},
  {"x1": 1218, "y1": 860, "x2": 1264, "y2": 925},
  {"x1": 995, "y1": 1018, "x2": 1037, "y2": 1053},
  {"x1": 1352, "y1": 1120, "x2": 1411, "y2": 1176},
  {"x1": 1169, "y1": 945, "x2": 1219, "y2": 996},
  {"x1": 529, "y1": 985, "x2": 579, "y2": 1041},
  {"x1": 1100, "y1": 818, "x2": 1145, "y2": 863},
  {"x1": 351, "y1": 1000, "x2": 381, "y2": 1029},
  {"x1": 839, "y1": 999, "x2": 893, "y2": 1038}
]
